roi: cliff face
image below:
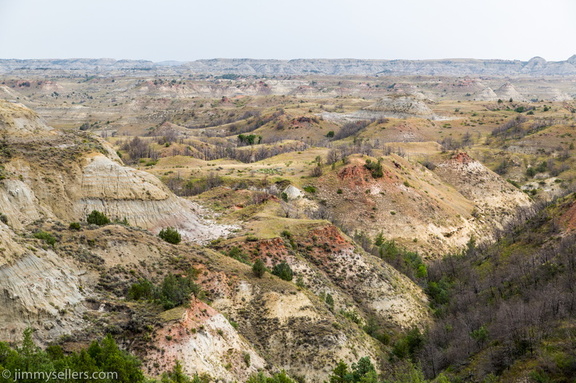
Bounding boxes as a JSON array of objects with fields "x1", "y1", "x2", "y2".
[{"x1": 2, "y1": 56, "x2": 576, "y2": 76}]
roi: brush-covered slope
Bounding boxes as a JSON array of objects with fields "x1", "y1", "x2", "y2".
[{"x1": 418, "y1": 192, "x2": 576, "y2": 382}]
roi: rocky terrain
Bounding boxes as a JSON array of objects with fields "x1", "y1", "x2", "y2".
[
  {"x1": 2, "y1": 56, "x2": 576, "y2": 76},
  {"x1": 0, "y1": 101, "x2": 429, "y2": 382},
  {"x1": 2, "y1": 58, "x2": 576, "y2": 382},
  {"x1": 308, "y1": 152, "x2": 531, "y2": 257}
]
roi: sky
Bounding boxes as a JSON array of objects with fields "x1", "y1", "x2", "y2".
[{"x1": 0, "y1": 0, "x2": 575, "y2": 62}]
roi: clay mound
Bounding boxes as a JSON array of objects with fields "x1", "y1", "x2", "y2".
[
  {"x1": 522, "y1": 56, "x2": 547, "y2": 72},
  {"x1": 474, "y1": 87, "x2": 499, "y2": 101},
  {"x1": 496, "y1": 82, "x2": 527, "y2": 102},
  {"x1": 434, "y1": 152, "x2": 532, "y2": 228},
  {"x1": 0, "y1": 100, "x2": 53, "y2": 137},
  {"x1": 358, "y1": 94, "x2": 437, "y2": 119},
  {"x1": 549, "y1": 89, "x2": 573, "y2": 102},
  {"x1": 75, "y1": 155, "x2": 234, "y2": 244},
  {"x1": 456, "y1": 78, "x2": 487, "y2": 92}
]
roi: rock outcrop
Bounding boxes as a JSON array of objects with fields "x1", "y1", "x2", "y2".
[{"x1": 356, "y1": 95, "x2": 439, "y2": 120}]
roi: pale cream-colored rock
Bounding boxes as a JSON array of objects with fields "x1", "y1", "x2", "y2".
[
  {"x1": 0, "y1": 224, "x2": 26, "y2": 266},
  {"x1": 0, "y1": 251, "x2": 85, "y2": 343},
  {"x1": 74, "y1": 154, "x2": 233, "y2": 243},
  {"x1": 359, "y1": 95, "x2": 438, "y2": 119},
  {"x1": 211, "y1": 280, "x2": 380, "y2": 383},
  {"x1": 282, "y1": 185, "x2": 303, "y2": 201},
  {"x1": 146, "y1": 299, "x2": 266, "y2": 382},
  {"x1": 0, "y1": 101, "x2": 54, "y2": 137},
  {"x1": 496, "y1": 82, "x2": 527, "y2": 102},
  {"x1": 0, "y1": 179, "x2": 48, "y2": 229},
  {"x1": 434, "y1": 152, "x2": 532, "y2": 236},
  {"x1": 474, "y1": 87, "x2": 499, "y2": 101},
  {"x1": 262, "y1": 291, "x2": 319, "y2": 323}
]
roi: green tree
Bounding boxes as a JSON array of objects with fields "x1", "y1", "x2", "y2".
[
  {"x1": 161, "y1": 360, "x2": 193, "y2": 383},
  {"x1": 374, "y1": 232, "x2": 385, "y2": 247},
  {"x1": 252, "y1": 259, "x2": 266, "y2": 278},
  {"x1": 158, "y1": 273, "x2": 199, "y2": 309},
  {"x1": 325, "y1": 293, "x2": 335, "y2": 308},
  {"x1": 385, "y1": 362, "x2": 428, "y2": 383},
  {"x1": 352, "y1": 357, "x2": 376, "y2": 382},
  {"x1": 272, "y1": 261, "x2": 293, "y2": 281},
  {"x1": 88, "y1": 334, "x2": 144, "y2": 383},
  {"x1": 364, "y1": 159, "x2": 383, "y2": 178},
  {"x1": 159, "y1": 227, "x2": 182, "y2": 244},
  {"x1": 329, "y1": 360, "x2": 351, "y2": 383}
]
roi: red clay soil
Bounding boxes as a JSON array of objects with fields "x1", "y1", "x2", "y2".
[
  {"x1": 451, "y1": 152, "x2": 475, "y2": 164},
  {"x1": 338, "y1": 165, "x2": 372, "y2": 187}
]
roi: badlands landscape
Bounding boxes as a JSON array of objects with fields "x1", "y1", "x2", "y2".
[{"x1": 1, "y1": 57, "x2": 576, "y2": 382}]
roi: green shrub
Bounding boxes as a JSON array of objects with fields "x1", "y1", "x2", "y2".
[
  {"x1": 227, "y1": 246, "x2": 251, "y2": 264},
  {"x1": 364, "y1": 159, "x2": 383, "y2": 178},
  {"x1": 247, "y1": 371, "x2": 296, "y2": 383},
  {"x1": 86, "y1": 210, "x2": 110, "y2": 225},
  {"x1": 526, "y1": 167, "x2": 537, "y2": 177},
  {"x1": 340, "y1": 309, "x2": 361, "y2": 325},
  {"x1": 159, "y1": 227, "x2": 182, "y2": 244},
  {"x1": 127, "y1": 278, "x2": 155, "y2": 300},
  {"x1": 158, "y1": 273, "x2": 199, "y2": 309},
  {"x1": 243, "y1": 352, "x2": 251, "y2": 367},
  {"x1": 325, "y1": 293, "x2": 334, "y2": 308},
  {"x1": 252, "y1": 259, "x2": 266, "y2": 278},
  {"x1": 272, "y1": 261, "x2": 293, "y2": 281},
  {"x1": 303, "y1": 185, "x2": 317, "y2": 193},
  {"x1": 69, "y1": 222, "x2": 81, "y2": 231},
  {"x1": 392, "y1": 327, "x2": 424, "y2": 360},
  {"x1": 363, "y1": 316, "x2": 390, "y2": 345},
  {"x1": 33, "y1": 231, "x2": 57, "y2": 246},
  {"x1": 114, "y1": 217, "x2": 130, "y2": 226},
  {"x1": 128, "y1": 271, "x2": 200, "y2": 310},
  {"x1": 0, "y1": 213, "x2": 7, "y2": 224},
  {"x1": 470, "y1": 325, "x2": 489, "y2": 344}
]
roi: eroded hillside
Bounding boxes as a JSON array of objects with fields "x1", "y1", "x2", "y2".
[{"x1": 0, "y1": 101, "x2": 429, "y2": 382}]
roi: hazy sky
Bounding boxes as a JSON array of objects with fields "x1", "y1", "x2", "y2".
[{"x1": 0, "y1": 0, "x2": 575, "y2": 62}]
